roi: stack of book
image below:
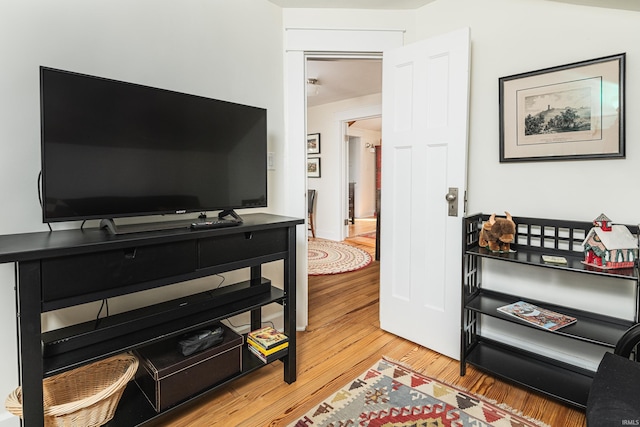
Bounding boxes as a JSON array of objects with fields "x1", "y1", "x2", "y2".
[{"x1": 247, "y1": 326, "x2": 289, "y2": 364}]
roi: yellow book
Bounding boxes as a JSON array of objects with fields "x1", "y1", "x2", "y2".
[{"x1": 247, "y1": 337, "x2": 289, "y2": 355}]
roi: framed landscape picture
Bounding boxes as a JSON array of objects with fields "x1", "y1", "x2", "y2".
[{"x1": 499, "y1": 53, "x2": 625, "y2": 162}]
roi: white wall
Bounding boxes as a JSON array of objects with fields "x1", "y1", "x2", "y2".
[
  {"x1": 283, "y1": 8, "x2": 417, "y2": 41},
  {"x1": 347, "y1": 127, "x2": 380, "y2": 219},
  {"x1": 415, "y1": 0, "x2": 640, "y2": 225},
  {"x1": 0, "y1": 1, "x2": 285, "y2": 424}
]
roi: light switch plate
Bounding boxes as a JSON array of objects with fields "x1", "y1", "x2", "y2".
[{"x1": 267, "y1": 152, "x2": 275, "y2": 170}]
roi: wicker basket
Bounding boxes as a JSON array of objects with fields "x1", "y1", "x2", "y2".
[{"x1": 5, "y1": 353, "x2": 138, "y2": 427}]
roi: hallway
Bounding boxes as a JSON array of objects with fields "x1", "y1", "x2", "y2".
[{"x1": 345, "y1": 217, "x2": 377, "y2": 256}]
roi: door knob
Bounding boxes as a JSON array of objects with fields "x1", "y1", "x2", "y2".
[{"x1": 445, "y1": 187, "x2": 458, "y2": 217}]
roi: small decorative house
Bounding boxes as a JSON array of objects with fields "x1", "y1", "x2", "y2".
[{"x1": 583, "y1": 214, "x2": 638, "y2": 269}]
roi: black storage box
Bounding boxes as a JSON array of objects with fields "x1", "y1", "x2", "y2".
[{"x1": 134, "y1": 323, "x2": 243, "y2": 412}]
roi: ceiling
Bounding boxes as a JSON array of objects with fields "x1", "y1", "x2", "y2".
[
  {"x1": 270, "y1": 0, "x2": 640, "y2": 11},
  {"x1": 269, "y1": 0, "x2": 435, "y2": 9},
  {"x1": 545, "y1": 0, "x2": 640, "y2": 11},
  {"x1": 306, "y1": 58, "x2": 383, "y2": 131},
  {"x1": 306, "y1": 58, "x2": 382, "y2": 108}
]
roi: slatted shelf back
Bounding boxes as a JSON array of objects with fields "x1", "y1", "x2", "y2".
[
  {"x1": 513, "y1": 217, "x2": 590, "y2": 255},
  {"x1": 465, "y1": 214, "x2": 639, "y2": 256}
]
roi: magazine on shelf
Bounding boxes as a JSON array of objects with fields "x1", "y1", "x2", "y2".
[{"x1": 497, "y1": 301, "x2": 577, "y2": 331}]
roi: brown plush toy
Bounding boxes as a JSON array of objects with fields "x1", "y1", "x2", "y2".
[{"x1": 479, "y1": 212, "x2": 516, "y2": 252}]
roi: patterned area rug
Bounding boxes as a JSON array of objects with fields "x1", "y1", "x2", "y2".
[
  {"x1": 308, "y1": 239, "x2": 372, "y2": 275},
  {"x1": 290, "y1": 358, "x2": 549, "y2": 427}
]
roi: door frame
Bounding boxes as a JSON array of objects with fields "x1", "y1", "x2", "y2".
[
  {"x1": 337, "y1": 106, "x2": 382, "y2": 241},
  {"x1": 284, "y1": 28, "x2": 403, "y2": 330}
]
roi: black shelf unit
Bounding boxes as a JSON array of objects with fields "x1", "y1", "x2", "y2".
[
  {"x1": 461, "y1": 214, "x2": 640, "y2": 409},
  {"x1": 0, "y1": 213, "x2": 303, "y2": 427}
]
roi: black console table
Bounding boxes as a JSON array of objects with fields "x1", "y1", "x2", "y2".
[{"x1": 0, "y1": 213, "x2": 302, "y2": 426}]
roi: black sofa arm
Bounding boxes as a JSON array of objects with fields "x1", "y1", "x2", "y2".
[
  {"x1": 586, "y1": 324, "x2": 640, "y2": 426},
  {"x1": 615, "y1": 323, "x2": 640, "y2": 358}
]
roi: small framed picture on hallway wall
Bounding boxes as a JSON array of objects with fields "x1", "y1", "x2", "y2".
[
  {"x1": 307, "y1": 133, "x2": 321, "y2": 154},
  {"x1": 307, "y1": 157, "x2": 321, "y2": 178}
]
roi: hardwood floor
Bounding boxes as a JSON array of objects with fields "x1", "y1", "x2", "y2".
[{"x1": 151, "y1": 233, "x2": 586, "y2": 427}]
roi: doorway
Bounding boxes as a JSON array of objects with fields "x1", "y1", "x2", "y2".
[
  {"x1": 305, "y1": 57, "x2": 382, "y2": 244},
  {"x1": 344, "y1": 118, "x2": 381, "y2": 259},
  {"x1": 287, "y1": 27, "x2": 470, "y2": 360},
  {"x1": 284, "y1": 28, "x2": 404, "y2": 330}
]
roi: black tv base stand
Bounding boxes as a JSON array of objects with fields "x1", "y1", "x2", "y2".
[
  {"x1": 100, "y1": 210, "x2": 245, "y2": 235},
  {"x1": 99, "y1": 217, "x2": 194, "y2": 235},
  {"x1": 1, "y1": 213, "x2": 302, "y2": 427},
  {"x1": 218, "y1": 209, "x2": 244, "y2": 222}
]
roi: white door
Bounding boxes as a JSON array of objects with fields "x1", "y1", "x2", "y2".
[{"x1": 379, "y1": 28, "x2": 470, "y2": 360}]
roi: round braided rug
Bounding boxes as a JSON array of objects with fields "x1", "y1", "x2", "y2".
[{"x1": 308, "y1": 239, "x2": 372, "y2": 275}]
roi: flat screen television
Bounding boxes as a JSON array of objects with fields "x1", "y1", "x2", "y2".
[{"x1": 40, "y1": 67, "x2": 267, "y2": 230}]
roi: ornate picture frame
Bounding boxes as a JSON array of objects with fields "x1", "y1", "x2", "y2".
[{"x1": 499, "y1": 53, "x2": 625, "y2": 162}]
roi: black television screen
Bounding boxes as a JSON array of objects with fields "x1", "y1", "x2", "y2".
[{"x1": 40, "y1": 67, "x2": 267, "y2": 224}]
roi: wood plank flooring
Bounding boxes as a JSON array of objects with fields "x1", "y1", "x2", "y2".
[{"x1": 150, "y1": 230, "x2": 586, "y2": 427}]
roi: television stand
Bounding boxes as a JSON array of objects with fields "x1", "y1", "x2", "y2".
[{"x1": 1, "y1": 213, "x2": 302, "y2": 426}]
